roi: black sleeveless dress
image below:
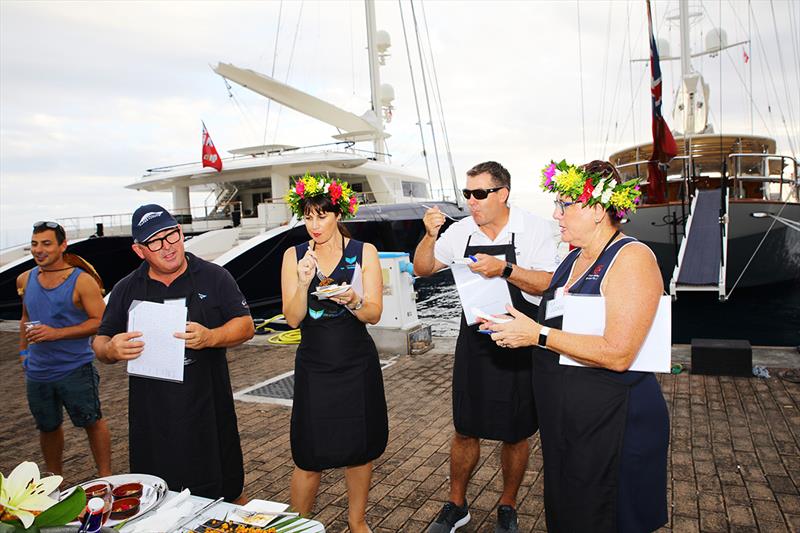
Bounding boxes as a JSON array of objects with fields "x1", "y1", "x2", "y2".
[
  {"x1": 290, "y1": 239, "x2": 389, "y2": 471},
  {"x1": 535, "y1": 237, "x2": 669, "y2": 532}
]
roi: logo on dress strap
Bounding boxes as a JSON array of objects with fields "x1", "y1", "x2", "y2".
[
  {"x1": 309, "y1": 308, "x2": 324, "y2": 319},
  {"x1": 345, "y1": 256, "x2": 357, "y2": 264}
]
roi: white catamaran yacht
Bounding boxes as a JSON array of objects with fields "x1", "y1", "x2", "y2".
[{"x1": 0, "y1": 0, "x2": 465, "y2": 318}]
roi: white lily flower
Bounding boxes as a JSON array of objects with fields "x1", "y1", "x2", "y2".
[
  {"x1": 318, "y1": 178, "x2": 325, "y2": 190},
  {"x1": 592, "y1": 182, "x2": 604, "y2": 199},
  {"x1": 0, "y1": 462, "x2": 61, "y2": 528},
  {"x1": 601, "y1": 188, "x2": 613, "y2": 204},
  {"x1": 324, "y1": 183, "x2": 330, "y2": 193}
]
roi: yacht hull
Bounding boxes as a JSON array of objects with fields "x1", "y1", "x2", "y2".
[
  {"x1": 0, "y1": 203, "x2": 466, "y2": 319},
  {"x1": 624, "y1": 200, "x2": 800, "y2": 289}
]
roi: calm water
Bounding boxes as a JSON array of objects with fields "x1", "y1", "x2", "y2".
[{"x1": 414, "y1": 271, "x2": 800, "y2": 347}]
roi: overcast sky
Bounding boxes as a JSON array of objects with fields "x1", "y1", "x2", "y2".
[{"x1": 1, "y1": 0, "x2": 798, "y2": 248}]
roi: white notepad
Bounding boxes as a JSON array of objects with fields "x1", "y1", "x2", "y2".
[
  {"x1": 126, "y1": 300, "x2": 187, "y2": 382},
  {"x1": 559, "y1": 294, "x2": 672, "y2": 373}
]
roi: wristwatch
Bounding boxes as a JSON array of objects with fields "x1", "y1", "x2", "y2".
[
  {"x1": 349, "y1": 298, "x2": 364, "y2": 311},
  {"x1": 501, "y1": 261, "x2": 514, "y2": 279},
  {"x1": 538, "y1": 326, "x2": 551, "y2": 348}
]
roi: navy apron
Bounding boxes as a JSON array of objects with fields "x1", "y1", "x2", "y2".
[
  {"x1": 534, "y1": 235, "x2": 669, "y2": 532},
  {"x1": 291, "y1": 238, "x2": 389, "y2": 471},
  {"x1": 130, "y1": 258, "x2": 244, "y2": 502},
  {"x1": 452, "y1": 232, "x2": 538, "y2": 443}
]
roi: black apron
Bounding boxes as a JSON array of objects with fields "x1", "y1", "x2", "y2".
[
  {"x1": 290, "y1": 238, "x2": 388, "y2": 471},
  {"x1": 129, "y1": 261, "x2": 244, "y2": 502},
  {"x1": 533, "y1": 234, "x2": 660, "y2": 532},
  {"x1": 452, "y1": 233, "x2": 539, "y2": 443}
]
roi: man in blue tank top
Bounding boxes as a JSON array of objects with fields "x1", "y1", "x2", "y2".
[{"x1": 16, "y1": 221, "x2": 111, "y2": 478}]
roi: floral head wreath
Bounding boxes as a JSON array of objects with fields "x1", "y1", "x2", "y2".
[
  {"x1": 540, "y1": 160, "x2": 643, "y2": 218},
  {"x1": 285, "y1": 172, "x2": 359, "y2": 219}
]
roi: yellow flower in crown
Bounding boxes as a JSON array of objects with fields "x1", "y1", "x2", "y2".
[
  {"x1": 285, "y1": 172, "x2": 360, "y2": 219},
  {"x1": 540, "y1": 159, "x2": 643, "y2": 217}
]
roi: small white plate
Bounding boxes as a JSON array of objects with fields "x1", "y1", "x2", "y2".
[
  {"x1": 312, "y1": 284, "x2": 350, "y2": 298},
  {"x1": 228, "y1": 499, "x2": 290, "y2": 527}
]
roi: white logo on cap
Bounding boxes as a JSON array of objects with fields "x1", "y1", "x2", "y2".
[{"x1": 138, "y1": 211, "x2": 163, "y2": 226}]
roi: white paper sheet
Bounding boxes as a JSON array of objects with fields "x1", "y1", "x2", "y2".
[
  {"x1": 559, "y1": 294, "x2": 671, "y2": 373},
  {"x1": 126, "y1": 300, "x2": 187, "y2": 382},
  {"x1": 351, "y1": 262, "x2": 364, "y2": 298},
  {"x1": 450, "y1": 262, "x2": 513, "y2": 325}
]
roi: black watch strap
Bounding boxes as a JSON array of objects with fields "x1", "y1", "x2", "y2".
[{"x1": 501, "y1": 261, "x2": 514, "y2": 279}]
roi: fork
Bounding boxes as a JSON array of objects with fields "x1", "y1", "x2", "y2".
[{"x1": 235, "y1": 509, "x2": 299, "y2": 519}]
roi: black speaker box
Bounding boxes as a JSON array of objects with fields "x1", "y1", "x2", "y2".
[{"x1": 691, "y1": 338, "x2": 752, "y2": 376}]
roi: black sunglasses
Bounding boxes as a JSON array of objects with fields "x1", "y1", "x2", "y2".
[
  {"x1": 33, "y1": 221, "x2": 63, "y2": 231},
  {"x1": 461, "y1": 186, "x2": 506, "y2": 200},
  {"x1": 141, "y1": 227, "x2": 182, "y2": 252}
]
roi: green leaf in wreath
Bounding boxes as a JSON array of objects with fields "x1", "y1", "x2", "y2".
[{"x1": 33, "y1": 486, "x2": 86, "y2": 527}]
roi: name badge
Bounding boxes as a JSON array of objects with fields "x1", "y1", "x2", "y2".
[{"x1": 545, "y1": 287, "x2": 565, "y2": 320}]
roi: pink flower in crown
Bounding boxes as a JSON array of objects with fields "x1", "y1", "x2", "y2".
[
  {"x1": 349, "y1": 195, "x2": 358, "y2": 213},
  {"x1": 329, "y1": 181, "x2": 343, "y2": 203},
  {"x1": 544, "y1": 163, "x2": 556, "y2": 189},
  {"x1": 295, "y1": 180, "x2": 305, "y2": 198}
]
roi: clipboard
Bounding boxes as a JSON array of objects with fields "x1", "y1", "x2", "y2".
[
  {"x1": 559, "y1": 294, "x2": 671, "y2": 373},
  {"x1": 126, "y1": 300, "x2": 187, "y2": 382}
]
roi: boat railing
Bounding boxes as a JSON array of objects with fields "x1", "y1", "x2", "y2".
[
  {"x1": 615, "y1": 153, "x2": 799, "y2": 201},
  {"x1": 56, "y1": 203, "x2": 241, "y2": 240}
]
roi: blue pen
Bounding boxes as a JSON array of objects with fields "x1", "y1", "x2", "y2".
[
  {"x1": 468, "y1": 255, "x2": 477, "y2": 262},
  {"x1": 478, "y1": 329, "x2": 496, "y2": 334}
]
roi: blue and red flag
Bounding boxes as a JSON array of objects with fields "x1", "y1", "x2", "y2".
[{"x1": 646, "y1": 0, "x2": 677, "y2": 203}]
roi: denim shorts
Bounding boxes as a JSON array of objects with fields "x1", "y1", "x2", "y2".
[{"x1": 26, "y1": 363, "x2": 102, "y2": 432}]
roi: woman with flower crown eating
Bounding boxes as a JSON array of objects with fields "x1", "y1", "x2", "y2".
[
  {"x1": 280, "y1": 173, "x2": 387, "y2": 533},
  {"x1": 481, "y1": 160, "x2": 669, "y2": 532}
]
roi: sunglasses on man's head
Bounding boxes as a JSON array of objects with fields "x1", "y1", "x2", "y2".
[
  {"x1": 461, "y1": 186, "x2": 506, "y2": 200},
  {"x1": 33, "y1": 221, "x2": 63, "y2": 231}
]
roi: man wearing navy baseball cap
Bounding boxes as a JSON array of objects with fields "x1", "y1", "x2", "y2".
[
  {"x1": 93, "y1": 204, "x2": 254, "y2": 503},
  {"x1": 130, "y1": 204, "x2": 180, "y2": 244}
]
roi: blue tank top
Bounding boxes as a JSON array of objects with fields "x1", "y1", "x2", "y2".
[{"x1": 24, "y1": 267, "x2": 95, "y2": 382}]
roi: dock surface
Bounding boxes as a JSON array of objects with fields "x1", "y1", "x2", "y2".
[{"x1": 1, "y1": 329, "x2": 798, "y2": 532}]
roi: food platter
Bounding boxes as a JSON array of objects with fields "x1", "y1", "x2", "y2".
[
  {"x1": 311, "y1": 283, "x2": 351, "y2": 299},
  {"x1": 61, "y1": 473, "x2": 168, "y2": 527}
]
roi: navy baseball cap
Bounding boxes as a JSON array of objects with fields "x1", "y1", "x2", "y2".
[{"x1": 131, "y1": 204, "x2": 179, "y2": 243}]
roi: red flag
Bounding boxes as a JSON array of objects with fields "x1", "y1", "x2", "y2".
[
  {"x1": 743, "y1": 49, "x2": 750, "y2": 63},
  {"x1": 202, "y1": 122, "x2": 222, "y2": 172},
  {"x1": 646, "y1": 0, "x2": 678, "y2": 204}
]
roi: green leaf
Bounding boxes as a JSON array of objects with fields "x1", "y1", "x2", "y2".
[
  {"x1": 0, "y1": 522, "x2": 20, "y2": 533},
  {"x1": 33, "y1": 486, "x2": 86, "y2": 527}
]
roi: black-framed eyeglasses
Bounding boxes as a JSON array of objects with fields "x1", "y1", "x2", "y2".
[
  {"x1": 554, "y1": 199, "x2": 578, "y2": 215},
  {"x1": 33, "y1": 221, "x2": 63, "y2": 231},
  {"x1": 462, "y1": 186, "x2": 506, "y2": 200},
  {"x1": 141, "y1": 228, "x2": 181, "y2": 252}
]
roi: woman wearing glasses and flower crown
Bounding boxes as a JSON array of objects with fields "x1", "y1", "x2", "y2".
[
  {"x1": 481, "y1": 160, "x2": 669, "y2": 532},
  {"x1": 280, "y1": 173, "x2": 387, "y2": 533}
]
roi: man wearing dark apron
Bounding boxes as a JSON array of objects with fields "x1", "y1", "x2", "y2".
[
  {"x1": 414, "y1": 162, "x2": 557, "y2": 533},
  {"x1": 93, "y1": 205, "x2": 254, "y2": 503}
]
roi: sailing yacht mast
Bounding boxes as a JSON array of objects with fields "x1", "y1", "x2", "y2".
[{"x1": 364, "y1": 0, "x2": 386, "y2": 161}]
